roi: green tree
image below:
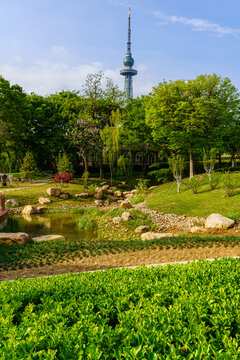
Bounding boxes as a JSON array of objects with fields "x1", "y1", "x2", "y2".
[
  {"x1": 146, "y1": 74, "x2": 240, "y2": 177},
  {"x1": 100, "y1": 110, "x2": 121, "y2": 184},
  {"x1": 56, "y1": 152, "x2": 73, "y2": 173},
  {"x1": 20, "y1": 151, "x2": 37, "y2": 180}
]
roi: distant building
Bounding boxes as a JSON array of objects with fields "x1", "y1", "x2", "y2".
[{"x1": 120, "y1": 8, "x2": 137, "y2": 99}]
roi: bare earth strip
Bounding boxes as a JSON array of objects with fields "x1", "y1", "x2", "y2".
[{"x1": 1, "y1": 244, "x2": 240, "y2": 281}]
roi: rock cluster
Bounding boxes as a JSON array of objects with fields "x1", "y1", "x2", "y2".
[{"x1": 93, "y1": 184, "x2": 137, "y2": 207}]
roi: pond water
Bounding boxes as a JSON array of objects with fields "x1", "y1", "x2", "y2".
[{"x1": 0, "y1": 214, "x2": 96, "y2": 242}]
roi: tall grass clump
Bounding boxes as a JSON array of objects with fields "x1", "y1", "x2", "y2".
[{"x1": 77, "y1": 215, "x2": 98, "y2": 231}]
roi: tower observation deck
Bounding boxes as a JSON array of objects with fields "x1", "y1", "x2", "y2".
[{"x1": 120, "y1": 8, "x2": 137, "y2": 99}]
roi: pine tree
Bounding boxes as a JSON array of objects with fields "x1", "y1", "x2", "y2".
[{"x1": 20, "y1": 152, "x2": 37, "y2": 181}]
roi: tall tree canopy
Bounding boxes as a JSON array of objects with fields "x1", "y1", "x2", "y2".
[{"x1": 145, "y1": 74, "x2": 240, "y2": 176}]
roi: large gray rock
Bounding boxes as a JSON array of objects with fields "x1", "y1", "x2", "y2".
[
  {"x1": 135, "y1": 225, "x2": 150, "y2": 234},
  {"x1": 0, "y1": 232, "x2": 32, "y2": 246},
  {"x1": 121, "y1": 212, "x2": 131, "y2": 221},
  {"x1": 46, "y1": 187, "x2": 61, "y2": 197},
  {"x1": 75, "y1": 193, "x2": 89, "y2": 199},
  {"x1": 22, "y1": 205, "x2": 38, "y2": 215},
  {"x1": 120, "y1": 200, "x2": 133, "y2": 209},
  {"x1": 5, "y1": 199, "x2": 20, "y2": 207},
  {"x1": 32, "y1": 235, "x2": 65, "y2": 243},
  {"x1": 38, "y1": 197, "x2": 51, "y2": 205},
  {"x1": 141, "y1": 232, "x2": 174, "y2": 240},
  {"x1": 205, "y1": 213, "x2": 235, "y2": 229}
]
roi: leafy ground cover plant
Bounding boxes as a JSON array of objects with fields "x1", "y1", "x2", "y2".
[
  {"x1": 1, "y1": 258, "x2": 240, "y2": 358},
  {"x1": 0, "y1": 235, "x2": 240, "y2": 272}
]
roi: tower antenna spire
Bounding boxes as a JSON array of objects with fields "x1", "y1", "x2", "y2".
[{"x1": 120, "y1": 8, "x2": 137, "y2": 99}]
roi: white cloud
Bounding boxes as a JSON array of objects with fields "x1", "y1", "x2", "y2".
[
  {"x1": 0, "y1": 59, "x2": 152, "y2": 97},
  {"x1": 154, "y1": 11, "x2": 240, "y2": 37}
]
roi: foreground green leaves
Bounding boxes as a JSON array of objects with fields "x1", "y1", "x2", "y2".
[{"x1": 1, "y1": 259, "x2": 240, "y2": 358}]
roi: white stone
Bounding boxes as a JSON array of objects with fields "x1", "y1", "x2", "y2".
[
  {"x1": 121, "y1": 212, "x2": 131, "y2": 221},
  {"x1": 0, "y1": 232, "x2": 32, "y2": 246},
  {"x1": 5, "y1": 199, "x2": 20, "y2": 207},
  {"x1": 141, "y1": 232, "x2": 174, "y2": 241},
  {"x1": 113, "y1": 217, "x2": 122, "y2": 224},
  {"x1": 205, "y1": 213, "x2": 235, "y2": 229},
  {"x1": 32, "y1": 235, "x2": 65, "y2": 243},
  {"x1": 114, "y1": 190, "x2": 123, "y2": 198},
  {"x1": 38, "y1": 197, "x2": 51, "y2": 204},
  {"x1": 135, "y1": 225, "x2": 150, "y2": 234},
  {"x1": 22, "y1": 205, "x2": 38, "y2": 215}
]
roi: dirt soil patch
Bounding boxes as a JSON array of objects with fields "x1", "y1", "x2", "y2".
[{"x1": 1, "y1": 244, "x2": 240, "y2": 282}]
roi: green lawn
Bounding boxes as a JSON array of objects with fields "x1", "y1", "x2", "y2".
[
  {"x1": 147, "y1": 174, "x2": 240, "y2": 219},
  {"x1": 1, "y1": 179, "x2": 102, "y2": 207}
]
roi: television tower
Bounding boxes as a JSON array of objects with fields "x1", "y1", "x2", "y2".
[{"x1": 120, "y1": 8, "x2": 137, "y2": 99}]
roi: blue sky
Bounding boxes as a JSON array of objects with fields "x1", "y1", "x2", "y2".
[{"x1": 1, "y1": 0, "x2": 240, "y2": 97}]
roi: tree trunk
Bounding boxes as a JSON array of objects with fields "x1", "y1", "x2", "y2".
[
  {"x1": 231, "y1": 153, "x2": 236, "y2": 167},
  {"x1": 218, "y1": 153, "x2": 222, "y2": 168},
  {"x1": 189, "y1": 152, "x2": 194, "y2": 178},
  {"x1": 82, "y1": 153, "x2": 88, "y2": 173},
  {"x1": 99, "y1": 160, "x2": 104, "y2": 179}
]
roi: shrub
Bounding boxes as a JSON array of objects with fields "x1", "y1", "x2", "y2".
[
  {"x1": 136, "y1": 179, "x2": 149, "y2": 194},
  {"x1": 52, "y1": 172, "x2": 72, "y2": 186},
  {"x1": 148, "y1": 168, "x2": 173, "y2": 184},
  {"x1": 183, "y1": 175, "x2": 203, "y2": 194},
  {"x1": 209, "y1": 172, "x2": 221, "y2": 190},
  {"x1": 221, "y1": 172, "x2": 238, "y2": 197}
]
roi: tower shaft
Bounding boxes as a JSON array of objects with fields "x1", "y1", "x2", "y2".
[{"x1": 120, "y1": 8, "x2": 137, "y2": 99}]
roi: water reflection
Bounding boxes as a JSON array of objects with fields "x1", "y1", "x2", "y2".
[{"x1": 0, "y1": 214, "x2": 96, "y2": 242}]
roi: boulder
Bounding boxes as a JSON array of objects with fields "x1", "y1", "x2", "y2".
[
  {"x1": 22, "y1": 205, "x2": 38, "y2": 215},
  {"x1": 114, "y1": 190, "x2": 123, "y2": 198},
  {"x1": 135, "y1": 225, "x2": 150, "y2": 234},
  {"x1": 120, "y1": 200, "x2": 133, "y2": 209},
  {"x1": 125, "y1": 193, "x2": 134, "y2": 200},
  {"x1": 46, "y1": 187, "x2": 61, "y2": 197},
  {"x1": 94, "y1": 192, "x2": 103, "y2": 200},
  {"x1": 100, "y1": 182, "x2": 108, "y2": 186},
  {"x1": 191, "y1": 226, "x2": 208, "y2": 234},
  {"x1": 205, "y1": 213, "x2": 235, "y2": 229},
  {"x1": 38, "y1": 197, "x2": 51, "y2": 205},
  {"x1": 141, "y1": 232, "x2": 174, "y2": 241},
  {"x1": 0, "y1": 232, "x2": 32, "y2": 246},
  {"x1": 131, "y1": 189, "x2": 138, "y2": 196},
  {"x1": 113, "y1": 217, "x2": 122, "y2": 224},
  {"x1": 32, "y1": 234, "x2": 65, "y2": 243},
  {"x1": 60, "y1": 193, "x2": 70, "y2": 200},
  {"x1": 95, "y1": 199, "x2": 105, "y2": 206},
  {"x1": 106, "y1": 189, "x2": 114, "y2": 195},
  {"x1": 101, "y1": 185, "x2": 109, "y2": 191},
  {"x1": 36, "y1": 206, "x2": 47, "y2": 213},
  {"x1": 121, "y1": 212, "x2": 131, "y2": 221},
  {"x1": 75, "y1": 193, "x2": 89, "y2": 199},
  {"x1": 5, "y1": 199, "x2": 20, "y2": 207},
  {"x1": 123, "y1": 191, "x2": 130, "y2": 196}
]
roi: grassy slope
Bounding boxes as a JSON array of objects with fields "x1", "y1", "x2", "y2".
[{"x1": 147, "y1": 174, "x2": 240, "y2": 218}]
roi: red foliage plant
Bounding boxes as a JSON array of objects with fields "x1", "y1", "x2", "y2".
[{"x1": 52, "y1": 172, "x2": 72, "y2": 184}]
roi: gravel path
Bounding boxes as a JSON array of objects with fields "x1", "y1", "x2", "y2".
[{"x1": 133, "y1": 201, "x2": 205, "y2": 231}]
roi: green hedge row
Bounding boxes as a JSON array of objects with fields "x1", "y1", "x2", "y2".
[{"x1": 1, "y1": 258, "x2": 240, "y2": 359}]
